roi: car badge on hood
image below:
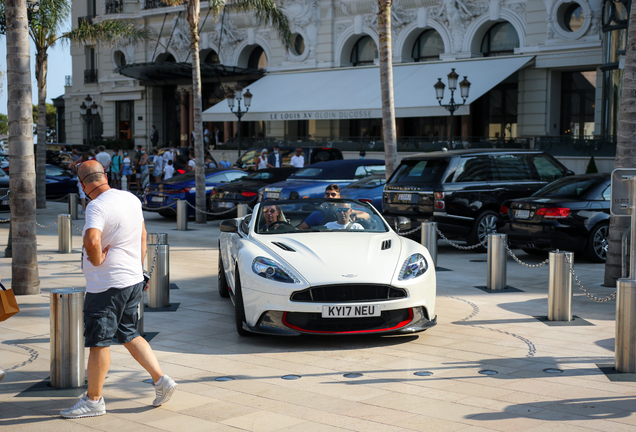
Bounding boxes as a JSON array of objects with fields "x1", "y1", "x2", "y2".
[{"x1": 342, "y1": 274, "x2": 357, "y2": 278}]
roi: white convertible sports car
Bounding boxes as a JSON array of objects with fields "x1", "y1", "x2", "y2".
[{"x1": 218, "y1": 198, "x2": 436, "y2": 336}]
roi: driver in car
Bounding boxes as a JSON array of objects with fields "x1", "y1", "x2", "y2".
[
  {"x1": 324, "y1": 202, "x2": 364, "y2": 230},
  {"x1": 260, "y1": 205, "x2": 286, "y2": 231}
]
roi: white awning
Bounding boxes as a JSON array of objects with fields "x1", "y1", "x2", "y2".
[{"x1": 202, "y1": 56, "x2": 534, "y2": 122}]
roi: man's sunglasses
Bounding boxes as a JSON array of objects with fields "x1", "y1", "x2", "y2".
[
  {"x1": 262, "y1": 209, "x2": 278, "y2": 214},
  {"x1": 335, "y1": 208, "x2": 350, "y2": 213},
  {"x1": 325, "y1": 192, "x2": 338, "y2": 197}
]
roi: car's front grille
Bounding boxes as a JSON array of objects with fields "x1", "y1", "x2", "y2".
[
  {"x1": 283, "y1": 308, "x2": 413, "y2": 333},
  {"x1": 290, "y1": 284, "x2": 407, "y2": 302}
]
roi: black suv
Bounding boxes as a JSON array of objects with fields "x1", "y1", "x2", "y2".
[{"x1": 382, "y1": 149, "x2": 573, "y2": 247}]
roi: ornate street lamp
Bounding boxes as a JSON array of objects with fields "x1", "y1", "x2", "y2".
[
  {"x1": 80, "y1": 94, "x2": 98, "y2": 144},
  {"x1": 227, "y1": 87, "x2": 252, "y2": 158},
  {"x1": 434, "y1": 69, "x2": 471, "y2": 146}
]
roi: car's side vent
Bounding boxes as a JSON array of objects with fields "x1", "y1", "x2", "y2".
[
  {"x1": 381, "y1": 240, "x2": 392, "y2": 250},
  {"x1": 272, "y1": 242, "x2": 296, "y2": 252}
]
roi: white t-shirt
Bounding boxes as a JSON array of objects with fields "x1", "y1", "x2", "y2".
[
  {"x1": 82, "y1": 189, "x2": 144, "y2": 293},
  {"x1": 257, "y1": 155, "x2": 268, "y2": 170},
  {"x1": 324, "y1": 221, "x2": 364, "y2": 230},
  {"x1": 163, "y1": 150, "x2": 175, "y2": 163},
  {"x1": 96, "y1": 152, "x2": 111, "y2": 172},
  {"x1": 290, "y1": 155, "x2": 304, "y2": 168},
  {"x1": 188, "y1": 159, "x2": 196, "y2": 170},
  {"x1": 163, "y1": 164, "x2": 175, "y2": 180}
]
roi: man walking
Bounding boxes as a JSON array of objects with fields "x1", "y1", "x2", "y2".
[
  {"x1": 60, "y1": 161, "x2": 177, "y2": 419},
  {"x1": 95, "y1": 145, "x2": 111, "y2": 176},
  {"x1": 150, "y1": 125, "x2": 159, "y2": 148},
  {"x1": 268, "y1": 144, "x2": 282, "y2": 168}
]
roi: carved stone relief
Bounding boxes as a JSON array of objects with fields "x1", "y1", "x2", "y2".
[{"x1": 281, "y1": 0, "x2": 321, "y2": 61}]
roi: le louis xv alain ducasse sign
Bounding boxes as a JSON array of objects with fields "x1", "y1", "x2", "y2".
[{"x1": 268, "y1": 110, "x2": 377, "y2": 120}]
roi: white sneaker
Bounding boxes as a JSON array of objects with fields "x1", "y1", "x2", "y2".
[
  {"x1": 153, "y1": 375, "x2": 177, "y2": 407},
  {"x1": 60, "y1": 393, "x2": 106, "y2": 418},
  {"x1": 0, "y1": 370, "x2": 5, "y2": 382}
]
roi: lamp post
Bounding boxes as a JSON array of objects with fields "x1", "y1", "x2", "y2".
[
  {"x1": 80, "y1": 94, "x2": 99, "y2": 145},
  {"x1": 227, "y1": 87, "x2": 252, "y2": 158},
  {"x1": 434, "y1": 69, "x2": 471, "y2": 147}
]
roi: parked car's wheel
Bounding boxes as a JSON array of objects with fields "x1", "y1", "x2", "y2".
[
  {"x1": 218, "y1": 251, "x2": 229, "y2": 298},
  {"x1": 468, "y1": 210, "x2": 499, "y2": 251},
  {"x1": 233, "y1": 269, "x2": 250, "y2": 336},
  {"x1": 585, "y1": 222, "x2": 609, "y2": 263}
]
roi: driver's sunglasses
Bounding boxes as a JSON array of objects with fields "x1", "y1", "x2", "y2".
[
  {"x1": 262, "y1": 209, "x2": 278, "y2": 214},
  {"x1": 335, "y1": 208, "x2": 350, "y2": 213},
  {"x1": 325, "y1": 192, "x2": 338, "y2": 197}
]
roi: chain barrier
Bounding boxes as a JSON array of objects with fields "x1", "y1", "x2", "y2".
[
  {"x1": 564, "y1": 253, "x2": 617, "y2": 303},
  {"x1": 434, "y1": 225, "x2": 487, "y2": 250},
  {"x1": 147, "y1": 243, "x2": 160, "y2": 280},
  {"x1": 71, "y1": 221, "x2": 83, "y2": 234},
  {"x1": 184, "y1": 200, "x2": 244, "y2": 216},
  {"x1": 141, "y1": 203, "x2": 179, "y2": 211},
  {"x1": 503, "y1": 238, "x2": 550, "y2": 268},
  {"x1": 396, "y1": 224, "x2": 422, "y2": 236},
  {"x1": 36, "y1": 221, "x2": 58, "y2": 229},
  {"x1": 0, "y1": 218, "x2": 10, "y2": 223},
  {"x1": 47, "y1": 194, "x2": 71, "y2": 202}
]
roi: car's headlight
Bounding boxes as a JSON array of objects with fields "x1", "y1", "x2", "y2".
[
  {"x1": 398, "y1": 253, "x2": 428, "y2": 281},
  {"x1": 252, "y1": 257, "x2": 300, "y2": 283}
]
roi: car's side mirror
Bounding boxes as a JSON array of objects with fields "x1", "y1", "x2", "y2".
[
  {"x1": 565, "y1": 170, "x2": 575, "y2": 176},
  {"x1": 220, "y1": 219, "x2": 239, "y2": 233}
]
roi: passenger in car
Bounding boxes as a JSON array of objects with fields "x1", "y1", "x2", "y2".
[
  {"x1": 298, "y1": 184, "x2": 340, "y2": 230},
  {"x1": 324, "y1": 202, "x2": 364, "y2": 230}
]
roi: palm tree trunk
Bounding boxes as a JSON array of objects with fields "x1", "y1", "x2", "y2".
[
  {"x1": 378, "y1": 0, "x2": 397, "y2": 179},
  {"x1": 36, "y1": 47, "x2": 47, "y2": 209},
  {"x1": 5, "y1": 0, "x2": 41, "y2": 295},
  {"x1": 187, "y1": 0, "x2": 206, "y2": 224},
  {"x1": 605, "y1": 6, "x2": 636, "y2": 287}
]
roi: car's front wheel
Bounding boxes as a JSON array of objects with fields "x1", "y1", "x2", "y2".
[
  {"x1": 218, "y1": 251, "x2": 229, "y2": 298},
  {"x1": 468, "y1": 210, "x2": 499, "y2": 251},
  {"x1": 233, "y1": 269, "x2": 251, "y2": 336},
  {"x1": 585, "y1": 222, "x2": 609, "y2": 263}
]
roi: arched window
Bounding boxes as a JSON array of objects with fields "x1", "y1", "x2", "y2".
[
  {"x1": 204, "y1": 50, "x2": 219, "y2": 64},
  {"x1": 411, "y1": 30, "x2": 444, "y2": 61},
  {"x1": 156, "y1": 53, "x2": 176, "y2": 62},
  {"x1": 114, "y1": 50, "x2": 126, "y2": 67},
  {"x1": 248, "y1": 47, "x2": 268, "y2": 70},
  {"x1": 350, "y1": 36, "x2": 377, "y2": 66},
  {"x1": 480, "y1": 22, "x2": 519, "y2": 57}
]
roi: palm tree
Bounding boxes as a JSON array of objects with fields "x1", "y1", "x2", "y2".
[
  {"x1": 5, "y1": 0, "x2": 40, "y2": 295},
  {"x1": 604, "y1": 10, "x2": 636, "y2": 286},
  {"x1": 27, "y1": 0, "x2": 149, "y2": 208},
  {"x1": 163, "y1": 0, "x2": 291, "y2": 224},
  {"x1": 378, "y1": 0, "x2": 398, "y2": 178}
]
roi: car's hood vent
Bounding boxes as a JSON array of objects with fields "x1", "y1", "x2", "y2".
[
  {"x1": 272, "y1": 241, "x2": 296, "y2": 252},
  {"x1": 381, "y1": 240, "x2": 392, "y2": 250}
]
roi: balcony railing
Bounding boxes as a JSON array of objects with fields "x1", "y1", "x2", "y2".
[
  {"x1": 220, "y1": 135, "x2": 616, "y2": 156},
  {"x1": 144, "y1": 0, "x2": 168, "y2": 9},
  {"x1": 78, "y1": 15, "x2": 94, "y2": 26},
  {"x1": 64, "y1": 75, "x2": 72, "y2": 87},
  {"x1": 105, "y1": 0, "x2": 123, "y2": 14},
  {"x1": 84, "y1": 69, "x2": 98, "y2": 84}
]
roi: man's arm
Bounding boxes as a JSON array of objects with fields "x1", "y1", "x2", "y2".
[
  {"x1": 141, "y1": 221, "x2": 147, "y2": 263},
  {"x1": 84, "y1": 228, "x2": 109, "y2": 266}
]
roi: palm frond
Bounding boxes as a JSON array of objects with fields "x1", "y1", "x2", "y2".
[
  {"x1": 36, "y1": 0, "x2": 71, "y2": 37},
  {"x1": 64, "y1": 19, "x2": 151, "y2": 46}
]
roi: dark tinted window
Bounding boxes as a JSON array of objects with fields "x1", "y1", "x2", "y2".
[
  {"x1": 602, "y1": 185, "x2": 611, "y2": 200},
  {"x1": 492, "y1": 154, "x2": 533, "y2": 181},
  {"x1": 531, "y1": 154, "x2": 566, "y2": 181},
  {"x1": 390, "y1": 159, "x2": 448, "y2": 185},
  {"x1": 534, "y1": 177, "x2": 599, "y2": 198},
  {"x1": 454, "y1": 157, "x2": 493, "y2": 182},
  {"x1": 347, "y1": 175, "x2": 386, "y2": 189},
  {"x1": 311, "y1": 149, "x2": 341, "y2": 163}
]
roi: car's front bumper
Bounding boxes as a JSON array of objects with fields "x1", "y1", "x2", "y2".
[{"x1": 243, "y1": 307, "x2": 436, "y2": 336}]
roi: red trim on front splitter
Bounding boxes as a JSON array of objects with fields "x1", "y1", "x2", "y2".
[{"x1": 282, "y1": 308, "x2": 414, "y2": 334}]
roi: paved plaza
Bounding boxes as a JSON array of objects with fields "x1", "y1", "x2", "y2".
[{"x1": 0, "y1": 200, "x2": 634, "y2": 431}]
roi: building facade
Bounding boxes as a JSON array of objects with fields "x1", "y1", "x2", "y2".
[{"x1": 62, "y1": 0, "x2": 619, "y2": 154}]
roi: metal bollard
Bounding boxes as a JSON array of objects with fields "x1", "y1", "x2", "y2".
[
  {"x1": 50, "y1": 288, "x2": 85, "y2": 388},
  {"x1": 68, "y1": 193, "x2": 79, "y2": 220},
  {"x1": 121, "y1": 175, "x2": 128, "y2": 191},
  {"x1": 616, "y1": 279, "x2": 636, "y2": 372},
  {"x1": 548, "y1": 250, "x2": 574, "y2": 321},
  {"x1": 147, "y1": 233, "x2": 168, "y2": 245},
  {"x1": 487, "y1": 234, "x2": 507, "y2": 290},
  {"x1": 146, "y1": 244, "x2": 170, "y2": 308},
  {"x1": 58, "y1": 214, "x2": 72, "y2": 253},
  {"x1": 421, "y1": 222, "x2": 438, "y2": 269},
  {"x1": 176, "y1": 200, "x2": 188, "y2": 231},
  {"x1": 237, "y1": 203, "x2": 249, "y2": 218}
]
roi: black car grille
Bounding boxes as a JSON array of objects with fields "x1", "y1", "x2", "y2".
[
  {"x1": 283, "y1": 308, "x2": 413, "y2": 333},
  {"x1": 290, "y1": 284, "x2": 407, "y2": 302}
]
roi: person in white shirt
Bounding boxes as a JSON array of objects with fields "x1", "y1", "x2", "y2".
[
  {"x1": 290, "y1": 148, "x2": 304, "y2": 168},
  {"x1": 267, "y1": 144, "x2": 282, "y2": 168},
  {"x1": 187, "y1": 154, "x2": 196, "y2": 172},
  {"x1": 163, "y1": 160, "x2": 175, "y2": 180},
  {"x1": 95, "y1": 146, "x2": 111, "y2": 173},
  {"x1": 163, "y1": 146, "x2": 175, "y2": 165},
  {"x1": 152, "y1": 148, "x2": 164, "y2": 182},
  {"x1": 257, "y1": 149, "x2": 269, "y2": 170},
  {"x1": 323, "y1": 202, "x2": 364, "y2": 230}
]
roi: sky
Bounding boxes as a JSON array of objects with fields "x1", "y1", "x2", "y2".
[{"x1": 1, "y1": 35, "x2": 73, "y2": 115}]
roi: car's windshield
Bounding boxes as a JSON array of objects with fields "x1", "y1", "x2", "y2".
[
  {"x1": 255, "y1": 199, "x2": 388, "y2": 234},
  {"x1": 390, "y1": 159, "x2": 448, "y2": 185},
  {"x1": 533, "y1": 177, "x2": 601, "y2": 199}
]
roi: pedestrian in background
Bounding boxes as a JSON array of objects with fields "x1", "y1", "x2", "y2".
[
  {"x1": 290, "y1": 148, "x2": 304, "y2": 168},
  {"x1": 95, "y1": 146, "x2": 111, "y2": 176},
  {"x1": 150, "y1": 125, "x2": 159, "y2": 148},
  {"x1": 139, "y1": 148, "x2": 150, "y2": 193},
  {"x1": 110, "y1": 149, "x2": 122, "y2": 189},
  {"x1": 134, "y1": 146, "x2": 143, "y2": 193},
  {"x1": 60, "y1": 161, "x2": 177, "y2": 419},
  {"x1": 121, "y1": 151, "x2": 132, "y2": 191},
  {"x1": 268, "y1": 144, "x2": 282, "y2": 168},
  {"x1": 187, "y1": 153, "x2": 195, "y2": 172},
  {"x1": 219, "y1": 152, "x2": 232, "y2": 169},
  {"x1": 257, "y1": 149, "x2": 268, "y2": 170},
  {"x1": 152, "y1": 148, "x2": 164, "y2": 182},
  {"x1": 163, "y1": 160, "x2": 175, "y2": 180}
]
